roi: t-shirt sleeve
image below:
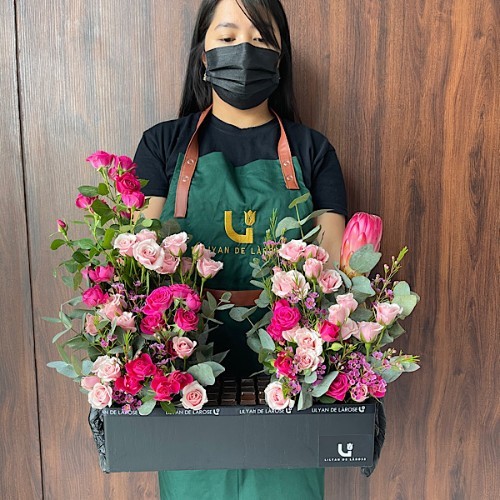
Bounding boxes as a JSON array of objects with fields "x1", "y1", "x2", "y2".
[
  {"x1": 310, "y1": 143, "x2": 348, "y2": 216},
  {"x1": 133, "y1": 129, "x2": 169, "y2": 197}
]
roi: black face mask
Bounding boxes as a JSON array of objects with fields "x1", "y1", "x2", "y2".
[{"x1": 204, "y1": 42, "x2": 280, "y2": 110}]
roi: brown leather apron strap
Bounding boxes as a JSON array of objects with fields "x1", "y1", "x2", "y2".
[
  {"x1": 205, "y1": 288, "x2": 262, "y2": 307},
  {"x1": 174, "y1": 104, "x2": 299, "y2": 218}
]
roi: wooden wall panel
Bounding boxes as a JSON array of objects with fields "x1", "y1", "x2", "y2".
[{"x1": 0, "y1": 1, "x2": 43, "y2": 499}]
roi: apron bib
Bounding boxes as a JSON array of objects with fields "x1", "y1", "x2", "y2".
[{"x1": 158, "y1": 105, "x2": 324, "y2": 499}]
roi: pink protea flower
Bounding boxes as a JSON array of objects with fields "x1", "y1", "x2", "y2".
[{"x1": 340, "y1": 212, "x2": 383, "y2": 277}]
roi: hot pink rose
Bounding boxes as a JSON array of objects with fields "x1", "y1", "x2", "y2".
[
  {"x1": 85, "y1": 314, "x2": 98, "y2": 335},
  {"x1": 319, "y1": 320, "x2": 340, "y2": 342},
  {"x1": 133, "y1": 239, "x2": 164, "y2": 270},
  {"x1": 75, "y1": 193, "x2": 97, "y2": 209},
  {"x1": 151, "y1": 374, "x2": 181, "y2": 401},
  {"x1": 172, "y1": 336, "x2": 197, "y2": 358},
  {"x1": 369, "y1": 378, "x2": 387, "y2": 398},
  {"x1": 114, "y1": 374, "x2": 142, "y2": 395},
  {"x1": 143, "y1": 287, "x2": 173, "y2": 314},
  {"x1": 169, "y1": 370, "x2": 195, "y2": 390},
  {"x1": 156, "y1": 253, "x2": 180, "y2": 275},
  {"x1": 318, "y1": 269, "x2": 342, "y2": 294},
  {"x1": 113, "y1": 233, "x2": 137, "y2": 256},
  {"x1": 185, "y1": 292, "x2": 202, "y2": 312},
  {"x1": 81, "y1": 375, "x2": 100, "y2": 391},
  {"x1": 88, "y1": 264, "x2": 115, "y2": 284},
  {"x1": 374, "y1": 302, "x2": 403, "y2": 326},
  {"x1": 356, "y1": 321, "x2": 384, "y2": 343},
  {"x1": 121, "y1": 191, "x2": 145, "y2": 209},
  {"x1": 125, "y1": 353, "x2": 156, "y2": 380},
  {"x1": 264, "y1": 381, "x2": 293, "y2": 410},
  {"x1": 304, "y1": 258, "x2": 323, "y2": 280},
  {"x1": 140, "y1": 312, "x2": 165, "y2": 334},
  {"x1": 274, "y1": 352, "x2": 296, "y2": 378},
  {"x1": 161, "y1": 232, "x2": 188, "y2": 257},
  {"x1": 181, "y1": 381, "x2": 208, "y2": 410},
  {"x1": 82, "y1": 285, "x2": 109, "y2": 307},
  {"x1": 336, "y1": 293, "x2": 358, "y2": 313},
  {"x1": 326, "y1": 373, "x2": 350, "y2": 401},
  {"x1": 169, "y1": 284, "x2": 193, "y2": 299},
  {"x1": 267, "y1": 320, "x2": 284, "y2": 342},
  {"x1": 328, "y1": 304, "x2": 350, "y2": 326},
  {"x1": 278, "y1": 239, "x2": 306, "y2": 263},
  {"x1": 340, "y1": 318, "x2": 359, "y2": 340},
  {"x1": 115, "y1": 172, "x2": 141, "y2": 195},
  {"x1": 86, "y1": 150, "x2": 115, "y2": 169},
  {"x1": 196, "y1": 258, "x2": 224, "y2": 279},
  {"x1": 174, "y1": 309, "x2": 199, "y2": 332},
  {"x1": 95, "y1": 357, "x2": 122, "y2": 382},
  {"x1": 272, "y1": 304, "x2": 301, "y2": 331},
  {"x1": 87, "y1": 382, "x2": 113, "y2": 409},
  {"x1": 294, "y1": 346, "x2": 321, "y2": 372},
  {"x1": 295, "y1": 327, "x2": 323, "y2": 355},
  {"x1": 115, "y1": 312, "x2": 137, "y2": 332},
  {"x1": 136, "y1": 229, "x2": 157, "y2": 242},
  {"x1": 116, "y1": 155, "x2": 136, "y2": 171}
]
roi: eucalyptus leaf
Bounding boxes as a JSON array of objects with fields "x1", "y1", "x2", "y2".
[
  {"x1": 249, "y1": 280, "x2": 266, "y2": 289},
  {"x1": 304, "y1": 371, "x2": 317, "y2": 384},
  {"x1": 351, "y1": 276, "x2": 375, "y2": 296},
  {"x1": 203, "y1": 361, "x2": 225, "y2": 378},
  {"x1": 302, "y1": 224, "x2": 321, "y2": 243},
  {"x1": 349, "y1": 244, "x2": 382, "y2": 274},
  {"x1": 392, "y1": 294, "x2": 419, "y2": 319},
  {"x1": 46, "y1": 361, "x2": 78, "y2": 379},
  {"x1": 51, "y1": 328, "x2": 71, "y2": 343},
  {"x1": 247, "y1": 334, "x2": 262, "y2": 353},
  {"x1": 43, "y1": 316, "x2": 62, "y2": 324},
  {"x1": 311, "y1": 371, "x2": 338, "y2": 397},
  {"x1": 288, "y1": 192, "x2": 311, "y2": 209},
  {"x1": 221, "y1": 292, "x2": 232, "y2": 302},
  {"x1": 206, "y1": 291, "x2": 217, "y2": 312},
  {"x1": 81, "y1": 359, "x2": 93, "y2": 376},
  {"x1": 138, "y1": 399, "x2": 156, "y2": 416},
  {"x1": 299, "y1": 209, "x2": 330, "y2": 226},
  {"x1": 298, "y1": 388, "x2": 313, "y2": 411},
  {"x1": 211, "y1": 349, "x2": 229, "y2": 363},
  {"x1": 393, "y1": 281, "x2": 411, "y2": 296},
  {"x1": 258, "y1": 328, "x2": 275, "y2": 351},
  {"x1": 387, "y1": 322, "x2": 405, "y2": 339},
  {"x1": 337, "y1": 269, "x2": 352, "y2": 288},
  {"x1": 349, "y1": 307, "x2": 373, "y2": 322},
  {"x1": 216, "y1": 303, "x2": 234, "y2": 310},
  {"x1": 241, "y1": 306, "x2": 258, "y2": 320},
  {"x1": 229, "y1": 307, "x2": 248, "y2": 322},
  {"x1": 276, "y1": 217, "x2": 301, "y2": 237},
  {"x1": 187, "y1": 363, "x2": 215, "y2": 385}
]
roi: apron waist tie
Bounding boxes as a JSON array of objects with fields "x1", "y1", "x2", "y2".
[{"x1": 205, "y1": 288, "x2": 261, "y2": 307}]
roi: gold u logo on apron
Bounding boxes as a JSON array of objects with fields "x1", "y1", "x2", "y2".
[{"x1": 224, "y1": 210, "x2": 256, "y2": 243}]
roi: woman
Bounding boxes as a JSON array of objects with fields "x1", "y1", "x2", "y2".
[{"x1": 133, "y1": 0, "x2": 347, "y2": 498}]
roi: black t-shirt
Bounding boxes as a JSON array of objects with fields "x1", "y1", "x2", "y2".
[{"x1": 133, "y1": 111, "x2": 348, "y2": 216}]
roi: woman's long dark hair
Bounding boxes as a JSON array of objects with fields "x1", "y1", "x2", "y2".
[{"x1": 178, "y1": 0, "x2": 299, "y2": 122}]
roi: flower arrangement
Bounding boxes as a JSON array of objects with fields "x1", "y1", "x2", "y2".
[
  {"x1": 44, "y1": 151, "x2": 231, "y2": 415},
  {"x1": 230, "y1": 195, "x2": 420, "y2": 411}
]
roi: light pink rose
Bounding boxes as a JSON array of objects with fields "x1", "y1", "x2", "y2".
[
  {"x1": 113, "y1": 233, "x2": 137, "y2": 257},
  {"x1": 133, "y1": 239, "x2": 165, "y2": 270},
  {"x1": 264, "y1": 381, "x2": 293, "y2": 410},
  {"x1": 294, "y1": 327, "x2": 323, "y2": 355},
  {"x1": 286, "y1": 270, "x2": 310, "y2": 299},
  {"x1": 88, "y1": 382, "x2": 113, "y2": 409},
  {"x1": 336, "y1": 293, "x2": 358, "y2": 313},
  {"x1": 318, "y1": 269, "x2": 342, "y2": 294},
  {"x1": 192, "y1": 243, "x2": 215, "y2": 260},
  {"x1": 295, "y1": 346, "x2": 322, "y2": 372},
  {"x1": 181, "y1": 257, "x2": 193, "y2": 275},
  {"x1": 281, "y1": 324, "x2": 301, "y2": 342},
  {"x1": 340, "y1": 318, "x2": 359, "y2": 340},
  {"x1": 155, "y1": 253, "x2": 180, "y2": 275},
  {"x1": 315, "y1": 247, "x2": 329, "y2": 264},
  {"x1": 85, "y1": 314, "x2": 98, "y2": 336},
  {"x1": 98, "y1": 294, "x2": 126, "y2": 320},
  {"x1": 115, "y1": 312, "x2": 137, "y2": 332},
  {"x1": 271, "y1": 271, "x2": 294, "y2": 298},
  {"x1": 180, "y1": 381, "x2": 208, "y2": 410},
  {"x1": 278, "y1": 239, "x2": 307, "y2": 263},
  {"x1": 374, "y1": 302, "x2": 403, "y2": 326},
  {"x1": 161, "y1": 232, "x2": 188, "y2": 257},
  {"x1": 328, "y1": 304, "x2": 350, "y2": 325},
  {"x1": 91, "y1": 355, "x2": 112, "y2": 374},
  {"x1": 136, "y1": 229, "x2": 157, "y2": 242},
  {"x1": 88, "y1": 264, "x2": 115, "y2": 284},
  {"x1": 95, "y1": 357, "x2": 122, "y2": 382},
  {"x1": 196, "y1": 258, "x2": 223, "y2": 279},
  {"x1": 304, "y1": 244, "x2": 329, "y2": 264},
  {"x1": 356, "y1": 321, "x2": 384, "y2": 343},
  {"x1": 172, "y1": 336, "x2": 197, "y2": 358},
  {"x1": 304, "y1": 258, "x2": 323, "y2": 280},
  {"x1": 81, "y1": 375, "x2": 100, "y2": 391}
]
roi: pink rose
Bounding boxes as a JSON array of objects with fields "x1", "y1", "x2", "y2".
[
  {"x1": 294, "y1": 346, "x2": 321, "y2": 372},
  {"x1": 98, "y1": 294, "x2": 125, "y2": 320},
  {"x1": 169, "y1": 284, "x2": 193, "y2": 299},
  {"x1": 326, "y1": 373, "x2": 350, "y2": 401},
  {"x1": 136, "y1": 229, "x2": 157, "y2": 242},
  {"x1": 114, "y1": 374, "x2": 142, "y2": 395},
  {"x1": 287, "y1": 270, "x2": 310, "y2": 299},
  {"x1": 116, "y1": 155, "x2": 136, "y2": 171},
  {"x1": 174, "y1": 309, "x2": 199, "y2": 332},
  {"x1": 95, "y1": 357, "x2": 122, "y2": 382},
  {"x1": 318, "y1": 269, "x2": 342, "y2": 294},
  {"x1": 172, "y1": 336, "x2": 197, "y2": 358},
  {"x1": 86, "y1": 150, "x2": 115, "y2": 169},
  {"x1": 303, "y1": 244, "x2": 329, "y2": 263},
  {"x1": 181, "y1": 381, "x2": 208, "y2": 410},
  {"x1": 369, "y1": 377, "x2": 387, "y2": 398},
  {"x1": 151, "y1": 374, "x2": 181, "y2": 401},
  {"x1": 87, "y1": 382, "x2": 113, "y2": 409},
  {"x1": 180, "y1": 257, "x2": 193, "y2": 275},
  {"x1": 168, "y1": 370, "x2": 195, "y2": 390},
  {"x1": 82, "y1": 285, "x2": 109, "y2": 307},
  {"x1": 156, "y1": 253, "x2": 180, "y2": 275},
  {"x1": 196, "y1": 258, "x2": 224, "y2": 279},
  {"x1": 122, "y1": 191, "x2": 145, "y2": 209},
  {"x1": 374, "y1": 302, "x2": 403, "y2": 326},
  {"x1": 278, "y1": 239, "x2": 306, "y2": 263},
  {"x1": 140, "y1": 312, "x2": 165, "y2": 334},
  {"x1": 115, "y1": 172, "x2": 141, "y2": 195},
  {"x1": 75, "y1": 193, "x2": 97, "y2": 209},
  {"x1": 185, "y1": 292, "x2": 202, "y2": 312},
  {"x1": 272, "y1": 304, "x2": 301, "y2": 331},
  {"x1": 281, "y1": 324, "x2": 301, "y2": 342},
  {"x1": 85, "y1": 314, "x2": 98, "y2": 336},
  {"x1": 125, "y1": 353, "x2": 156, "y2": 380},
  {"x1": 356, "y1": 321, "x2": 384, "y2": 343},
  {"x1": 340, "y1": 318, "x2": 359, "y2": 340},
  {"x1": 133, "y1": 239, "x2": 165, "y2": 270},
  {"x1": 351, "y1": 383, "x2": 369, "y2": 402},
  {"x1": 304, "y1": 258, "x2": 323, "y2": 280},
  {"x1": 143, "y1": 287, "x2": 173, "y2": 314},
  {"x1": 328, "y1": 304, "x2": 349, "y2": 326},
  {"x1": 161, "y1": 232, "x2": 188, "y2": 257},
  {"x1": 336, "y1": 293, "x2": 358, "y2": 313},
  {"x1": 81, "y1": 375, "x2": 100, "y2": 391},
  {"x1": 113, "y1": 233, "x2": 137, "y2": 257},
  {"x1": 115, "y1": 312, "x2": 137, "y2": 332},
  {"x1": 264, "y1": 381, "x2": 293, "y2": 410},
  {"x1": 319, "y1": 320, "x2": 340, "y2": 342},
  {"x1": 274, "y1": 352, "x2": 296, "y2": 379},
  {"x1": 271, "y1": 271, "x2": 294, "y2": 298},
  {"x1": 295, "y1": 327, "x2": 323, "y2": 355},
  {"x1": 57, "y1": 219, "x2": 67, "y2": 232},
  {"x1": 91, "y1": 355, "x2": 112, "y2": 374},
  {"x1": 192, "y1": 243, "x2": 215, "y2": 260},
  {"x1": 88, "y1": 264, "x2": 115, "y2": 284}
]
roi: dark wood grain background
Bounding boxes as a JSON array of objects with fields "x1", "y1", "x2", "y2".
[{"x1": 1, "y1": 1, "x2": 498, "y2": 499}]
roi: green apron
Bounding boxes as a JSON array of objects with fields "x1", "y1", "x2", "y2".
[{"x1": 158, "y1": 106, "x2": 324, "y2": 500}]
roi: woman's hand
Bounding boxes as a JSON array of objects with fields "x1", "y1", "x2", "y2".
[
  {"x1": 314, "y1": 212, "x2": 346, "y2": 268},
  {"x1": 132, "y1": 196, "x2": 166, "y2": 223}
]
